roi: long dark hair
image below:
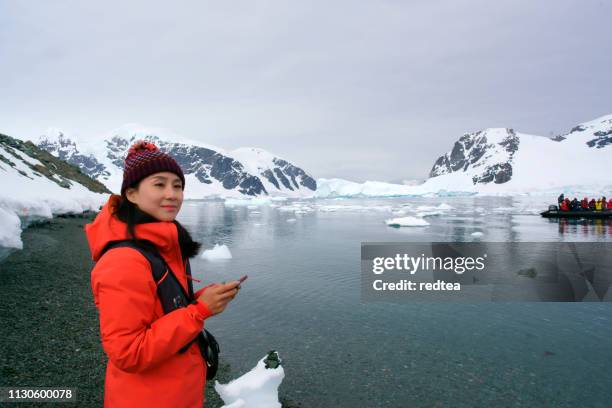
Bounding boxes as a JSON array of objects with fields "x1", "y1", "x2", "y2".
[{"x1": 112, "y1": 193, "x2": 202, "y2": 260}]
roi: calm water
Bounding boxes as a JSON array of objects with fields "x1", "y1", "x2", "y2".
[{"x1": 178, "y1": 196, "x2": 612, "y2": 408}]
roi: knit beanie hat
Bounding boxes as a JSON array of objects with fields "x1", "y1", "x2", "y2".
[{"x1": 120, "y1": 140, "x2": 185, "y2": 195}]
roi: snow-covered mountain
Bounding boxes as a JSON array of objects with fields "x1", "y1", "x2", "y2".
[
  {"x1": 0, "y1": 132, "x2": 109, "y2": 252},
  {"x1": 553, "y1": 117, "x2": 612, "y2": 147},
  {"x1": 429, "y1": 128, "x2": 518, "y2": 184},
  {"x1": 317, "y1": 114, "x2": 612, "y2": 198},
  {"x1": 424, "y1": 114, "x2": 611, "y2": 193},
  {"x1": 37, "y1": 124, "x2": 317, "y2": 199}
]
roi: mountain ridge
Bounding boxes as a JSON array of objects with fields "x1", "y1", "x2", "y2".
[
  {"x1": 36, "y1": 125, "x2": 317, "y2": 198},
  {"x1": 427, "y1": 114, "x2": 612, "y2": 190}
]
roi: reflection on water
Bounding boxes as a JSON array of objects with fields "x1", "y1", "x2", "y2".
[
  {"x1": 177, "y1": 196, "x2": 612, "y2": 408},
  {"x1": 555, "y1": 217, "x2": 612, "y2": 237}
]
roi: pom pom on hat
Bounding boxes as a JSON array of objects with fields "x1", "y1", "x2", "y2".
[
  {"x1": 121, "y1": 139, "x2": 185, "y2": 195},
  {"x1": 127, "y1": 140, "x2": 159, "y2": 155}
]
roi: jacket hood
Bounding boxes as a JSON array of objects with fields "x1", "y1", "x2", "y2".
[{"x1": 85, "y1": 194, "x2": 181, "y2": 263}]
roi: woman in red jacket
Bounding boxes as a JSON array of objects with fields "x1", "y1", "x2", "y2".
[{"x1": 86, "y1": 140, "x2": 240, "y2": 407}]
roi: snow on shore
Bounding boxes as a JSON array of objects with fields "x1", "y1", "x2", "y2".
[
  {"x1": 0, "y1": 195, "x2": 106, "y2": 251},
  {"x1": 0, "y1": 206, "x2": 22, "y2": 249},
  {"x1": 0, "y1": 148, "x2": 107, "y2": 252}
]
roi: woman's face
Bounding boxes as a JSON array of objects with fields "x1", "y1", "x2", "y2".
[{"x1": 125, "y1": 172, "x2": 184, "y2": 221}]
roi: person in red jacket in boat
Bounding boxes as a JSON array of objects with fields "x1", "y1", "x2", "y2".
[
  {"x1": 560, "y1": 199, "x2": 570, "y2": 211},
  {"x1": 580, "y1": 197, "x2": 589, "y2": 211}
]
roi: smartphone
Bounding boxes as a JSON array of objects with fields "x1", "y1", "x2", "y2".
[
  {"x1": 235, "y1": 275, "x2": 248, "y2": 290},
  {"x1": 221, "y1": 275, "x2": 248, "y2": 286}
]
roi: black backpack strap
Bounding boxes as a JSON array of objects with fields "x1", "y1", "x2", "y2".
[
  {"x1": 98, "y1": 240, "x2": 203, "y2": 354},
  {"x1": 185, "y1": 258, "x2": 195, "y2": 299},
  {"x1": 102, "y1": 240, "x2": 168, "y2": 283}
]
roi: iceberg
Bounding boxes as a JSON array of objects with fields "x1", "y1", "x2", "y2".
[
  {"x1": 200, "y1": 244, "x2": 233, "y2": 261},
  {"x1": 385, "y1": 216, "x2": 430, "y2": 227},
  {"x1": 224, "y1": 197, "x2": 274, "y2": 206}
]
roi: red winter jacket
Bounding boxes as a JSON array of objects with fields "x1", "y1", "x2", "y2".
[
  {"x1": 560, "y1": 201, "x2": 569, "y2": 211},
  {"x1": 581, "y1": 199, "x2": 589, "y2": 210},
  {"x1": 86, "y1": 194, "x2": 212, "y2": 407}
]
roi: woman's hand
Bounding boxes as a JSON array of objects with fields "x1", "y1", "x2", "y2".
[{"x1": 197, "y1": 281, "x2": 240, "y2": 316}]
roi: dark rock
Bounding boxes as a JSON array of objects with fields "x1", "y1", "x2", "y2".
[
  {"x1": 264, "y1": 350, "x2": 282, "y2": 369},
  {"x1": 586, "y1": 129, "x2": 612, "y2": 149},
  {"x1": 472, "y1": 162, "x2": 513, "y2": 184}
]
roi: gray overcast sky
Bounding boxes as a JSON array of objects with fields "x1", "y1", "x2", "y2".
[{"x1": 1, "y1": 0, "x2": 610, "y2": 182}]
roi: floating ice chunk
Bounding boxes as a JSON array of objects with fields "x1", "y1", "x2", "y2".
[
  {"x1": 317, "y1": 204, "x2": 393, "y2": 212},
  {"x1": 277, "y1": 203, "x2": 314, "y2": 213},
  {"x1": 471, "y1": 231, "x2": 484, "y2": 238},
  {"x1": 200, "y1": 244, "x2": 233, "y2": 260},
  {"x1": 416, "y1": 210, "x2": 443, "y2": 217},
  {"x1": 224, "y1": 197, "x2": 272, "y2": 206},
  {"x1": 286, "y1": 218, "x2": 297, "y2": 223},
  {"x1": 416, "y1": 204, "x2": 453, "y2": 212},
  {"x1": 385, "y1": 216, "x2": 429, "y2": 227},
  {"x1": 492, "y1": 206, "x2": 514, "y2": 212},
  {"x1": 215, "y1": 354, "x2": 285, "y2": 408}
]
